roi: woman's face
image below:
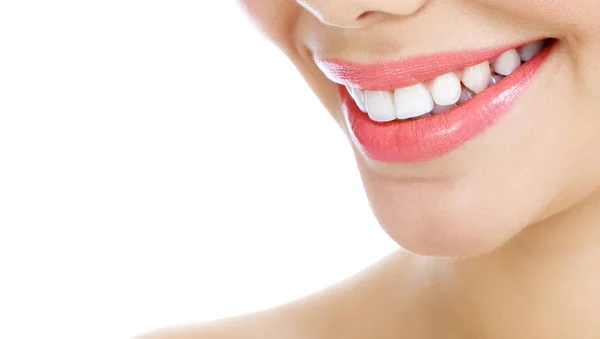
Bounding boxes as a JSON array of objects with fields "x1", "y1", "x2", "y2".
[{"x1": 239, "y1": 0, "x2": 600, "y2": 256}]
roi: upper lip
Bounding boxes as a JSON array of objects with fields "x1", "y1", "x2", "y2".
[{"x1": 314, "y1": 40, "x2": 543, "y2": 91}]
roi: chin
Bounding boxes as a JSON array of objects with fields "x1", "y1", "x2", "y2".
[
  {"x1": 374, "y1": 196, "x2": 525, "y2": 258},
  {"x1": 358, "y1": 160, "x2": 551, "y2": 258},
  {"x1": 379, "y1": 215, "x2": 516, "y2": 258}
]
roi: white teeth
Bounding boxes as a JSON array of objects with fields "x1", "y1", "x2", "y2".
[
  {"x1": 462, "y1": 61, "x2": 491, "y2": 94},
  {"x1": 457, "y1": 87, "x2": 475, "y2": 104},
  {"x1": 489, "y1": 74, "x2": 505, "y2": 86},
  {"x1": 394, "y1": 83, "x2": 434, "y2": 119},
  {"x1": 492, "y1": 49, "x2": 521, "y2": 76},
  {"x1": 431, "y1": 104, "x2": 456, "y2": 115},
  {"x1": 347, "y1": 86, "x2": 367, "y2": 112},
  {"x1": 519, "y1": 41, "x2": 545, "y2": 62},
  {"x1": 346, "y1": 42, "x2": 548, "y2": 123},
  {"x1": 365, "y1": 90, "x2": 396, "y2": 122},
  {"x1": 430, "y1": 72, "x2": 462, "y2": 106}
]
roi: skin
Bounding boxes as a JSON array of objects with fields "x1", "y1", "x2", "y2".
[{"x1": 139, "y1": 1, "x2": 600, "y2": 338}]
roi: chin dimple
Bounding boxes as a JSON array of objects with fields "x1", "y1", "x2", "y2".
[{"x1": 345, "y1": 40, "x2": 549, "y2": 122}]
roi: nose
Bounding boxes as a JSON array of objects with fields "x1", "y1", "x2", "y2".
[{"x1": 296, "y1": 0, "x2": 429, "y2": 28}]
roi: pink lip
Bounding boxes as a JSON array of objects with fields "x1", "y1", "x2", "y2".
[
  {"x1": 317, "y1": 40, "x2": 540, "y2": 91},
  {"x1": 340, "y1": 41, "x2": 556, "y2": 163}
]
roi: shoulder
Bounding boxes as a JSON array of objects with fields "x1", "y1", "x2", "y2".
[
  {"x1": 136, "y1": 250, "x2": 430, "y2": 339},
  {"x1": 134, "y1": 311, "x2": 298, "y2": 339}
]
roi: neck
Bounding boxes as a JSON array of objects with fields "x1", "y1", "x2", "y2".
[
  {"x1": 452, "y1": 189, "x2": 600, "y2": 338},
  {"x1": 507, "y1": 188, "x2": 600, "y2": 258}
]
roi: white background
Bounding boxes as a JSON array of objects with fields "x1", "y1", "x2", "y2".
[{"x1": 0, "y1": 2, "x2": 396, "y2": 338}]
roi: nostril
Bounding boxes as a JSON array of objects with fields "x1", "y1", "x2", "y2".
[
  {"x1": 354, "y1": 11, "x2": 390, "y2": 27},
  {"x1": 356, "y1": 11, "x2": 374, "y2": 21}
]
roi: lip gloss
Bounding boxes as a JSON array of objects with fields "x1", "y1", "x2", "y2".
[{"x1": 339, "y1": 41, "x2": 556, "y2": 163}]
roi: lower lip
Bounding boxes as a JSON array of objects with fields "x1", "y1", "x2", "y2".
[{"x1": 341, "y1": 42, "x2": 556, "y2": 163}]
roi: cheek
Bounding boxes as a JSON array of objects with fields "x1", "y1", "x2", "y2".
[
  {"x1": 238, "y1": 0, "x2": 302, "y2": 47},
  {"x1": 481, "y1": 0, "x2": 600, "y2": 37}
]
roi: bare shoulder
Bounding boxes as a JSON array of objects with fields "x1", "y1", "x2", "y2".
[
  {"x1": 134, "y1": 311, "x2": 296, "y2": 339},
  {"x1": 136, "y1": 250, "x2": 428, "y2": 339}
]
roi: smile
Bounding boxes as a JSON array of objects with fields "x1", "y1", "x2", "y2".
[{"x1": 315, "y1": 39, "x2": 556, "y2": 163}]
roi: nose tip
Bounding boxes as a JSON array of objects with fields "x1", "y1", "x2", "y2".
[{"x1": 296, "y1": 0, "x2": 429, "y2": 29}]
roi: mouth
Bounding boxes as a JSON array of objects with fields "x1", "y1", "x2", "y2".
[{"x1": 315, "y1": 39, "x2": 557, "y2": 163}]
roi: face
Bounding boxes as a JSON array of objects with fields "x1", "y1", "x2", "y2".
[{"x1": 239, "y1": 0, "x2": 600, "y2": 257}]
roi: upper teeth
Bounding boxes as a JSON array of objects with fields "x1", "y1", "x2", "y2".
[
  {"x1": 492, "y1": 49, "x2": 521, "y2": 76},
  {"x1": 462, "y1": 61, "x2": 492, "y2": 94},
  {"x1": 519, "y1": 40, "x2": 545, "y2": 62},
  {"x1": 365, "y1": 90, "x2": 395, "y2": 122},
  {"x1": 431, "y1": 73, "x2": 462, "y2": 106},
  {"x1": 346, "y1": 41, "x2": 547, "y2": 122},
  {"x1": 395, "y1": 83, "x2": 434, "y2": 119}
]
